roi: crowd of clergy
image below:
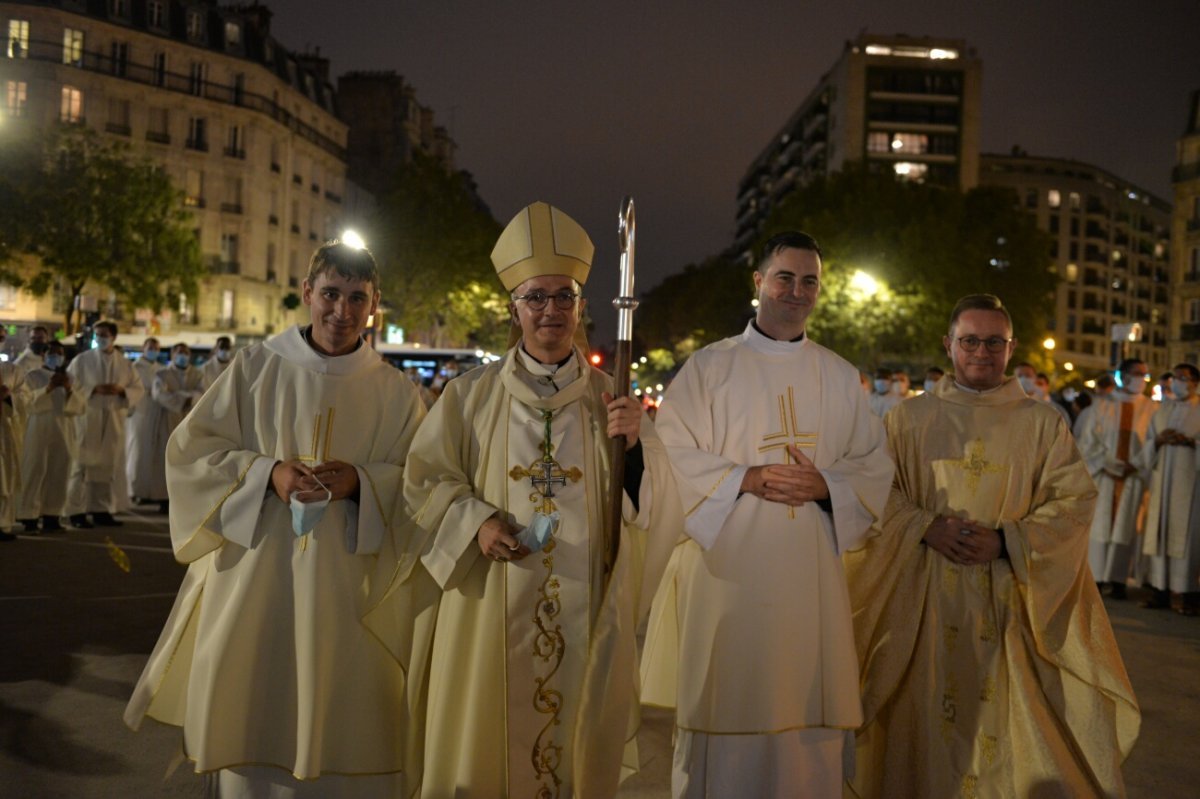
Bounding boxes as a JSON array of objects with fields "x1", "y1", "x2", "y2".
[
  {"x1": 0, "y1": 326, "x2": 234, "y2": 540},
  {"x1": 3, "y1": 202, "x2": 1188, "y2": 798}
]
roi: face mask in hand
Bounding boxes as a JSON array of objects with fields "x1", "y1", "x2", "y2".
[
  {"x1": 515, "y1": 511, "x2": 559, "y2": 553},
  {"x1": 290, "y1": 474, "x2": 332, "y2": 537}
]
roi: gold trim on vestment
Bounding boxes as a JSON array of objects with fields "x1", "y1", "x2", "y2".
[
  {"x1": 683, "y1": 465, "x2": 735, "y2": 518},
  {"x1": 666, "y1": 720, "x2": 860, "y2": 734},
  {"x1": 177, "y1": 456, "x2": 264, "y2": 559},
  {"x1": 144, "y1": 586, "x2": 204, "y2": 708}
]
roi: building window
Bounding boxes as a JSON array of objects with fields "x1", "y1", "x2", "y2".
[
  {"x1": 1188, "y1": 299, "x2": 1200, "y2": 325},
  {"x1": 110, "y1": 0, "x2": 128, "y2": 16},
  {"x1": 184, "y1": 169, "x2": 204, "y2": 207},
  {"x1": 220, "y1": 289, "x2": 235, "y2": 325},
  {"x1": 7, "y1": 19, "x2": 28, "y2": 59},
  {"x1": 220, "y1": 232, "x2": 239, "y2": 263},
  {"x1": 189, "y1": 62, "x2": 206, "y2": 96},
  {"x1": 866, "y1": 132, "x2": 889, "y2": 153},
  {"x1": 147, "y1": 0, "x2": 166, "y2": 29},
  {"x1": 106, "y1": 97, "x2": 130, "y2": 134},
  {"x1": 0, "y1": 283, "x2": 17, "y2": 310},
  {"x1": 225, "y1": 124, "x2": 243, "y2": 158},
  {"x1": 5, "y1": 80, "x2": 26, "y2": 117},
  {"x1": 893, "y1": 162, "x2": 928, "y2": 182},
  {"x1": 225, "y1": 21, "x2": 241, "y2": 47},
  {"x1": 60, "y1": 85, "x2": 83, "y2": 123},
  {"x1": 266, "y1": 243, "x2": 277, "y2": 281},
  {"x1": 186, "y1": 116, "x2": 207, "y2": 150},
  {"x1": 1068, "y1": 192, "x2": 1081, "y2": 210},
  {"x1": 153, "y1": 52, "x2": 167, "y2": 86},
  {"x1": 223, "y1": 177, "x2": 242, "y2": 212},
  {"x1": 147, "y1": 106, "x2": 169, "y2": 143},
  {"x1": 110, "y1": 42, "x2": 128, "y2": 77},
  {"x1": 1065, "y1": 263, "x2": 1078, "y2": 282},
  {"x1": 62, "y1": 28, "x2": 84, "y2": 66},
  {"x1": 187, "y1": 10, "x2": 204, "y2": 41},
  {"x1": 1047, "y1": 189, "x2": 1061, "y2": 208}
]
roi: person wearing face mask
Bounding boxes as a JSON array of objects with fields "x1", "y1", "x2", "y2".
[
  {"x1": 14, "y1": 325, "x2": 51, "y2": 375},
  {"x1": 1074, "y1": 358, "x2": 1157, "y2": 599},
  {"x1": 1014, "y1": 362, "x2": 1072, "y2": 425},
  {"x1": 0, "y1": 327, "x2": 32, "y2": 540},
  {"x1": 844, "y1": 294, "x2": 1137, "y2": 798},
  {"x1": 16, "y1": 341, "x2": 84, "y2": 534},
  {"x1": 200, "y1": 335, "x2": 234, "y2": 391},
  {"x1": 1135, "y1": 363, "x2": 1200, "y2": 615},
  {"x1": 64, "y1": 321, "x2": 144, "y2": 529},
  {"x1": 125, "y1": 241, "x2": 427, "y2": 798},
  {"x1": 923, "y1": 366, "x2": 945, "y2": 394},
  {"x1": 127, "y1": 344, "x2": 203, "y2": 514},
  {"x1": 125, "y1": 338, "x2": 162, "y2": 505},
  {"x1": 891, "y1": 371, "x2": 912, "y2": 399},
  {"x1": 869, "y1": 367, "x2": 901, "y2": 418}
]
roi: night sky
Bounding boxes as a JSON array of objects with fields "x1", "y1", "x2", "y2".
[{"x1": 270, "y1": 0, "x2": 1200, "y2": 343}]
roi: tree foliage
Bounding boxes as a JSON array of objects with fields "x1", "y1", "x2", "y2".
[
  {"x1": 0, "y1": 124, "x2": 203, "y2": 332},
  {"x1": 368, "y1": 154, "x2": 509, "y2": 350},
  {"x1": 763, "y1": 166, "x2": 1056, "y2": 368},
  {"x1": 636, "y1": 253, "x2": 754, "y2": 359}
]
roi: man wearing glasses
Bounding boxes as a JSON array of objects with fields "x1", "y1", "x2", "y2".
[
  {"x1": 1075, "y1": 357, "x2": 1157, "y2": 598},
  {"x1": 402, "y1": 201, "x2": 682, "y2": 797},
  {"x1": 845, "y1": 294, "x2": 1138, "y2": 797}
]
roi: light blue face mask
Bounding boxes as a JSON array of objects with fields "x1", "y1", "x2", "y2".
[
  {"x1": 45, "y1": 354, "x2": 64, "y2": 370},
  {"x1": 874, "y1": 379, "x2": 891, "y2": 394},
  {"x1": 515, "y1": 511, "x2": 559, "y2": 553},
  {"x1": 290, "y1": 475, "x2": 332, "y2": 537},
  {"x1": 924, "y1": 378, "x2": 938, "y2": 394},
  {"x1": 173, "y1": 354, "x2": 190, "y2": 369}
]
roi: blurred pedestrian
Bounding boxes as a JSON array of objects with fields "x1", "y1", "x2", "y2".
[
  {"x1": 869, "y1": 367, "x2": 900, "y2": 417},
  {"x1": 923, "y1": 365, "x2": 945, "y2": 393},
  {"x1": 200, "y1": 335, "x2": 233, "y2": 391},
  {"x1": 14, "y1": 325, "x2": 50, "y2": 374}
]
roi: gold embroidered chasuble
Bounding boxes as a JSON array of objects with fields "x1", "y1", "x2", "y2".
[
  {"x1": 641, "y1": 324, "x2": 893, "y2": 736},
  {"x1": 1137, "y1": 396, "x2": 1200, "y2": 560},
  {"x1": 123, "y1": 326, "x2": 426, "y2": 786},
  {"x1": 845, "y1": 377, "x2": 1140, "y2": 799},
  {"x1": 405, "y1": 347, "x2": 682, "y2": 799}
]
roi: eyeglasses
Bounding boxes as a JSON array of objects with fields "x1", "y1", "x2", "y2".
[
  {"x1": 955, "y1": 336, "x2": 1012, "y2": 353},
  {"x1": 512, "y1": 290, "x2": 580, "y2": 311}
]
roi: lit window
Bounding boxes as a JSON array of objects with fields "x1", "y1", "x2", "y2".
[
  {"x1": 1047, "y1": 189, "x2": 1061, "y2": 208},
  {"x1": 60, "y1": 85, "x2": 83, "y2": 123},
  {"x1": 890, "y1": 133, "x2": 928, "y2": 154},
  {"x1": 7, "y1": 19, "x2": 29, "y2": 59},
  {"x1": 1065, "y1": 263, "x2": 1078, "y2": 282},
  {"x1": 864, "y1": 44, "x2": 892, "y2": 56},
  {"x1": 929, "y1": 48, "x2": 959, "y2": 60},
  {"x1": 184, "y1": 169, "x2": 203, "y2": 206},
  {"x1": 148, "y1": 1, "x2": 165, "y2": 28},
  {"x1": 1188, "y1": 299, "x2": 1200, "y2": 325},
  {"x1": 893, "y1": 162, "x2": 928, "y2": 181},
  {"x1": 5, "y1": 80, "x2": 26, "y2": 117},
  {"x1": 867, "y1": 131, "x2": 890, "y2": 153},
  {"x1": 62, "y1": 28, "x2": 83, "y2": 66},
  {"x1": 1069, "y1": 192, "x2": 1081, "y2": 210},
  {"x1": 225, "y1": 21, "x2": 241, "y2": 47},
  {"x1": 0, "y1": 283, "x2": 17, "y2": 310},
  {"x1": 187, "y1": 11, "x2": 203, "y2": 41}
]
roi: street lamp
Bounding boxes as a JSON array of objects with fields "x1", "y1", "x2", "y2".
[
  {"x1": 1042, "y1": 337, "x2": 1055, "y2": 351},
  {"x1": 850, "y1": 270, "x2": 880, "y2": 297},
  {"x1": 341, "y1": 229, "x2": 366, "y2": 250}
]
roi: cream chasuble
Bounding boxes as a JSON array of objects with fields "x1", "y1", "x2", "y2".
[
  {"x1": 124, "y1": 326, "x2": 426, "y2": 790},
  {"x1": 0, "y1": 362, "x2": 32, "y2": 528},
  {"x1": 845, "y1": 377, "x2": 1139, "y2": 799},
  {"x1": 642, "y1": 323, "x2": 892, "y2": 741},
  {"x1": 1137, "y1": 396, "x2": 1200, "y2": 592},
  {"x1": 18, "y1": 366, "x2": 86, "y2": 519},
  {"x1": 404, "y1": 346, "x2": 682, "y2": 799}
]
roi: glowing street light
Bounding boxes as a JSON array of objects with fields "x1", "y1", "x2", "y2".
[
  {"x1": 341, "y1": 229, "x2": 366, "y2": 250},
  {"x1": 850, "y1": 270, "x2": 880, "y2": 297},
  {"x1": 1042, "y1": 337, "x2": 1056, "y2": 351}
]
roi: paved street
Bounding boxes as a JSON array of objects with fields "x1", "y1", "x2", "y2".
[{"x1": 1, "y1": 508, "x2": 1197, "y2": 797}]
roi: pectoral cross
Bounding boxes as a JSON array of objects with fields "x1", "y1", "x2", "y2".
[
  {"x1": 509, "y1": 408, "x2": 582, "y2": 515},
  {"x1": 757, "y1": 386, "x2": 818, "y2": 519}
]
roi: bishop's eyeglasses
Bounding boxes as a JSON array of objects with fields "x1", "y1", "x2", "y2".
[
  {"x1": 955, "y1": 335, "x2": 1012, "y2": 353},
  {"x1": 512, "y1": 290, "x2": 580, "y2": 311}
]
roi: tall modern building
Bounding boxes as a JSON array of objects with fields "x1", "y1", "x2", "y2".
[
  {"x1": 981, "y1": 153, "x2": 1172, "y2": 377},
  {"x1": 0, "y1": 0, "x2": 348, "y2": 342},
  {"x1": 1168, "y1": 90, "x2": 1200, "y2": 367},
  {"x1": 735, "y1": 33, "x2": 982, "y2": 253}
]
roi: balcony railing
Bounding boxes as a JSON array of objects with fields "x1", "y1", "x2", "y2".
[
  {"x1": 223, "y1": 146, "x2": 245, "y2": 159},
  {"x1": 145, "y1": 130, "x2": 170, "y2": 144},
  {"x1": 104, "y1": 122, "x2": 130, "y2": 136},
  {"x1": 212, "y1": 261, "x2": 240, "y2": 275},
  {"x1": 219, "y1": 203, "x2": 243, "y2": 214},
  {"x1": 185, "y1": 138, "x2": 208, "y2": 152}
]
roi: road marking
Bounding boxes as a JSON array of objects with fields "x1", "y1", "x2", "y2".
[{"x1": 16, "y1": 536, "x2": 173, "y2": 554}]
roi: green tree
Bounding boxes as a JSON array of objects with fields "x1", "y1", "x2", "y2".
[
  {"x1": 760, "y1": 166, "x2": 1057, "y2": 368},
  {"x1": 367, "y1": 154, "x2": 509, "y2": 350},
  {"x1": 636, "y1": 253, "x2": 754, "y2": 360},
  {"x1": 0, "y1": 125, "x2": 203, "y2": 333}
]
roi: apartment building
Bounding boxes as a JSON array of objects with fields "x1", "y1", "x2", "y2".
[{"x1": 1169, "y1": 90, "x2": 1200, "y2": 367}]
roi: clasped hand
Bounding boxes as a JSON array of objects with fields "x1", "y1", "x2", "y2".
[
  {"x1": 1156, "y1": 428, "x2": 1195, "y2": 449},
  {"x1": 477, "y1": 515, "x2": 531, "y2": 563},
  {"x1": 270, "y1": 459, "x2": 359, "y2": 503},
  {"x1": 923, "y1": 515, "x2": 1003, "y2": 565},
  {"x1": 741, "y1": 445, "x2": 829, "y2": 506}
]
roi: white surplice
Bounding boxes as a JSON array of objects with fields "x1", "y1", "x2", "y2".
[
  {"x1": 124, "y1": 326, "x2": 426, "y2": 796},
  {"x1": 125, "y1": 355, "x2": 161, "y2": 499},
  {"x1": 200, "y1": 355, "x2": 229, "y2": 391},
  {"x1": 868, "y1": 390, "x2": 900, "y2": 419},
  {"x1": 1137, "y1": 395, "x2": 1200, "y2": 592},
  {"x1": 65, "y1": 348, "x2": 144, "y2": 515},
  {"x1": 18, "y1": 366, "x2": 86, "y2": 519},
  {"x1": 1074, "y1": 391, "x2": 1156, "y2": 583},
  {"x1": 127, "y1": 364, "x2": 203, "y2": 501},
  {"x1": 642, "y1": 322, "x2": 893, "y2": 797}
]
